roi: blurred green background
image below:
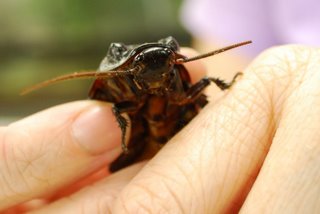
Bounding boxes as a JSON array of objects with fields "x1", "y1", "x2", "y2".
[{"x1": 0, "y1": 0, "x2": 190, "y2": 125}]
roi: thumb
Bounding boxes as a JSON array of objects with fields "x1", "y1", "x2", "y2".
[{"x1": 0, "y1": 101, "x2": 121, "y2": 210}]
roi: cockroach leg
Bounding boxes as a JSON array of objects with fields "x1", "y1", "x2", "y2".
[
  {"x1": 176, "y1": 72, "x2": 242, "y2": 105},
  {"x1": 208, "y1": 72, "x2": 243, "y2": 90},
  {"x1": 112, "y1": 101, "x2": 138, "y2": 153}
]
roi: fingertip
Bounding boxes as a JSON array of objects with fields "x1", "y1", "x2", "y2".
[{"x1": 71, "y1": 102, "x2": 122, "y2": 155}]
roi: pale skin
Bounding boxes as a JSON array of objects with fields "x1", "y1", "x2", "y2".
[{"x1": 0, "y1": 45, "x2": 319, "y2": 213}]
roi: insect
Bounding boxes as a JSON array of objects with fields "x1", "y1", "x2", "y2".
[{"x1": 22, "y1": 37, "x2": 251, "y2": 172}]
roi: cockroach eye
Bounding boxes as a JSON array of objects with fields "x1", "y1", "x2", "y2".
[
  {"x1": 163, "y1": 48, "x2": 171, "y2": 55},
  {"x1": 134, "y1": 54, "x2": 144, "y2": 63}
]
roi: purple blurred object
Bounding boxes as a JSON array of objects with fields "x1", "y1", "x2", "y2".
[{"x1": 181, "y1": 0, "x2": 320, "y2": 56}]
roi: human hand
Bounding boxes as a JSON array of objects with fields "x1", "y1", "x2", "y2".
[
  {"x1": 0, "y1": 48, "x2": 205, "y2": 213},
  {"x1": 108, "y1": 45, "x2": 319, "y2": 213},
  {"x1": 1, "y1": 46, "x2": 319, "y2": 213}
]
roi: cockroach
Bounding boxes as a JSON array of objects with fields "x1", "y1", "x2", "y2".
[{"x1": 22, "y1": 37, "x2": 251, "y2": 172}]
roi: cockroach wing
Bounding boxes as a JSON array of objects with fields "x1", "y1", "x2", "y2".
[{"x1": 98, "y1": 42, "x2": 132, "y2": 71}]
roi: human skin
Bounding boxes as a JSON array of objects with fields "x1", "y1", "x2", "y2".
[{"x1": 0, "y1": 46, "x2": 319, "y2": 213}]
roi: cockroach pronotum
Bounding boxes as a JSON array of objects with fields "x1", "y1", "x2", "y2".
[{"x1": 22, "y1": 37, "x2": 251, "y2": 172}]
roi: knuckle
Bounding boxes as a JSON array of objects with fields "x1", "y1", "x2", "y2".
[
  {"x1": 244, "y1": 45, "x2": 320, "y2": 112},
  {"x1": 117, "y1": 184, "x2": 160, "y2": 213},
  {"x1": 116, "y1": 168, "x2": 196, "y2": 213},
  {"x1": 89, "y1": 188, "x2": 119, "y2": 213},
  {"x1": 250, "y1": 45, "x2": 319, "y2": 79}
]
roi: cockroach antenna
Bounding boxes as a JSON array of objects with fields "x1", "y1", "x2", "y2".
[
  {"x1": 20, "y1": 68, "x2": 136, "y2": 95},
  {"x1": 21, "y1": 41, "x2": 251, "y2": 95},
  {"x1": 176, "y1": 40, "x2": 252, "y2": 63}
]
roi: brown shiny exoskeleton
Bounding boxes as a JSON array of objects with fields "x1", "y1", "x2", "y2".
[{"x1": 22, "y1": 37, "x2": 251, "y2": 172}]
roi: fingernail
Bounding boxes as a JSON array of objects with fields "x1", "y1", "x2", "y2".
[{"x1": 72, "y1": 104, "x2": 121, "y2": 155}]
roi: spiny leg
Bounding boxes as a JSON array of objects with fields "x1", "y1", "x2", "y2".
[
  {"x1": 112, "y1": 107, "x2": 129, "y2": 153},
  {"x1": 112, "y1": 101, "x2": 138, "y2": 153},
  {"x1": 175, "y1": 72, "x2": 242, "y2": 105},
  {"x1": 109, "y1": 136, "x2": 147, "y2": 172},
  {"x1": 208, "y1": 72, "x2": 242, "y2": 90}
]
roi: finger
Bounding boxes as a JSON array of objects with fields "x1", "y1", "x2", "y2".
[
  {"x1": 29, "y1": 162, "x2": 145, "y2": 214},
  {"x1": 8, "y1": 163, "x2": 116, "y2": 213},
  {"x1": 111, "y1": 47, "x2": 295, "y2": 213},
  {"x1": 6, "y1": 168, "x2": 112, "y2": 213},
  {"x1": 241, "y1": 46, "x2": 320, "y2": 213},
  {"x1": 0, "y1": 101, "x2": 122, "y2": 210}
]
